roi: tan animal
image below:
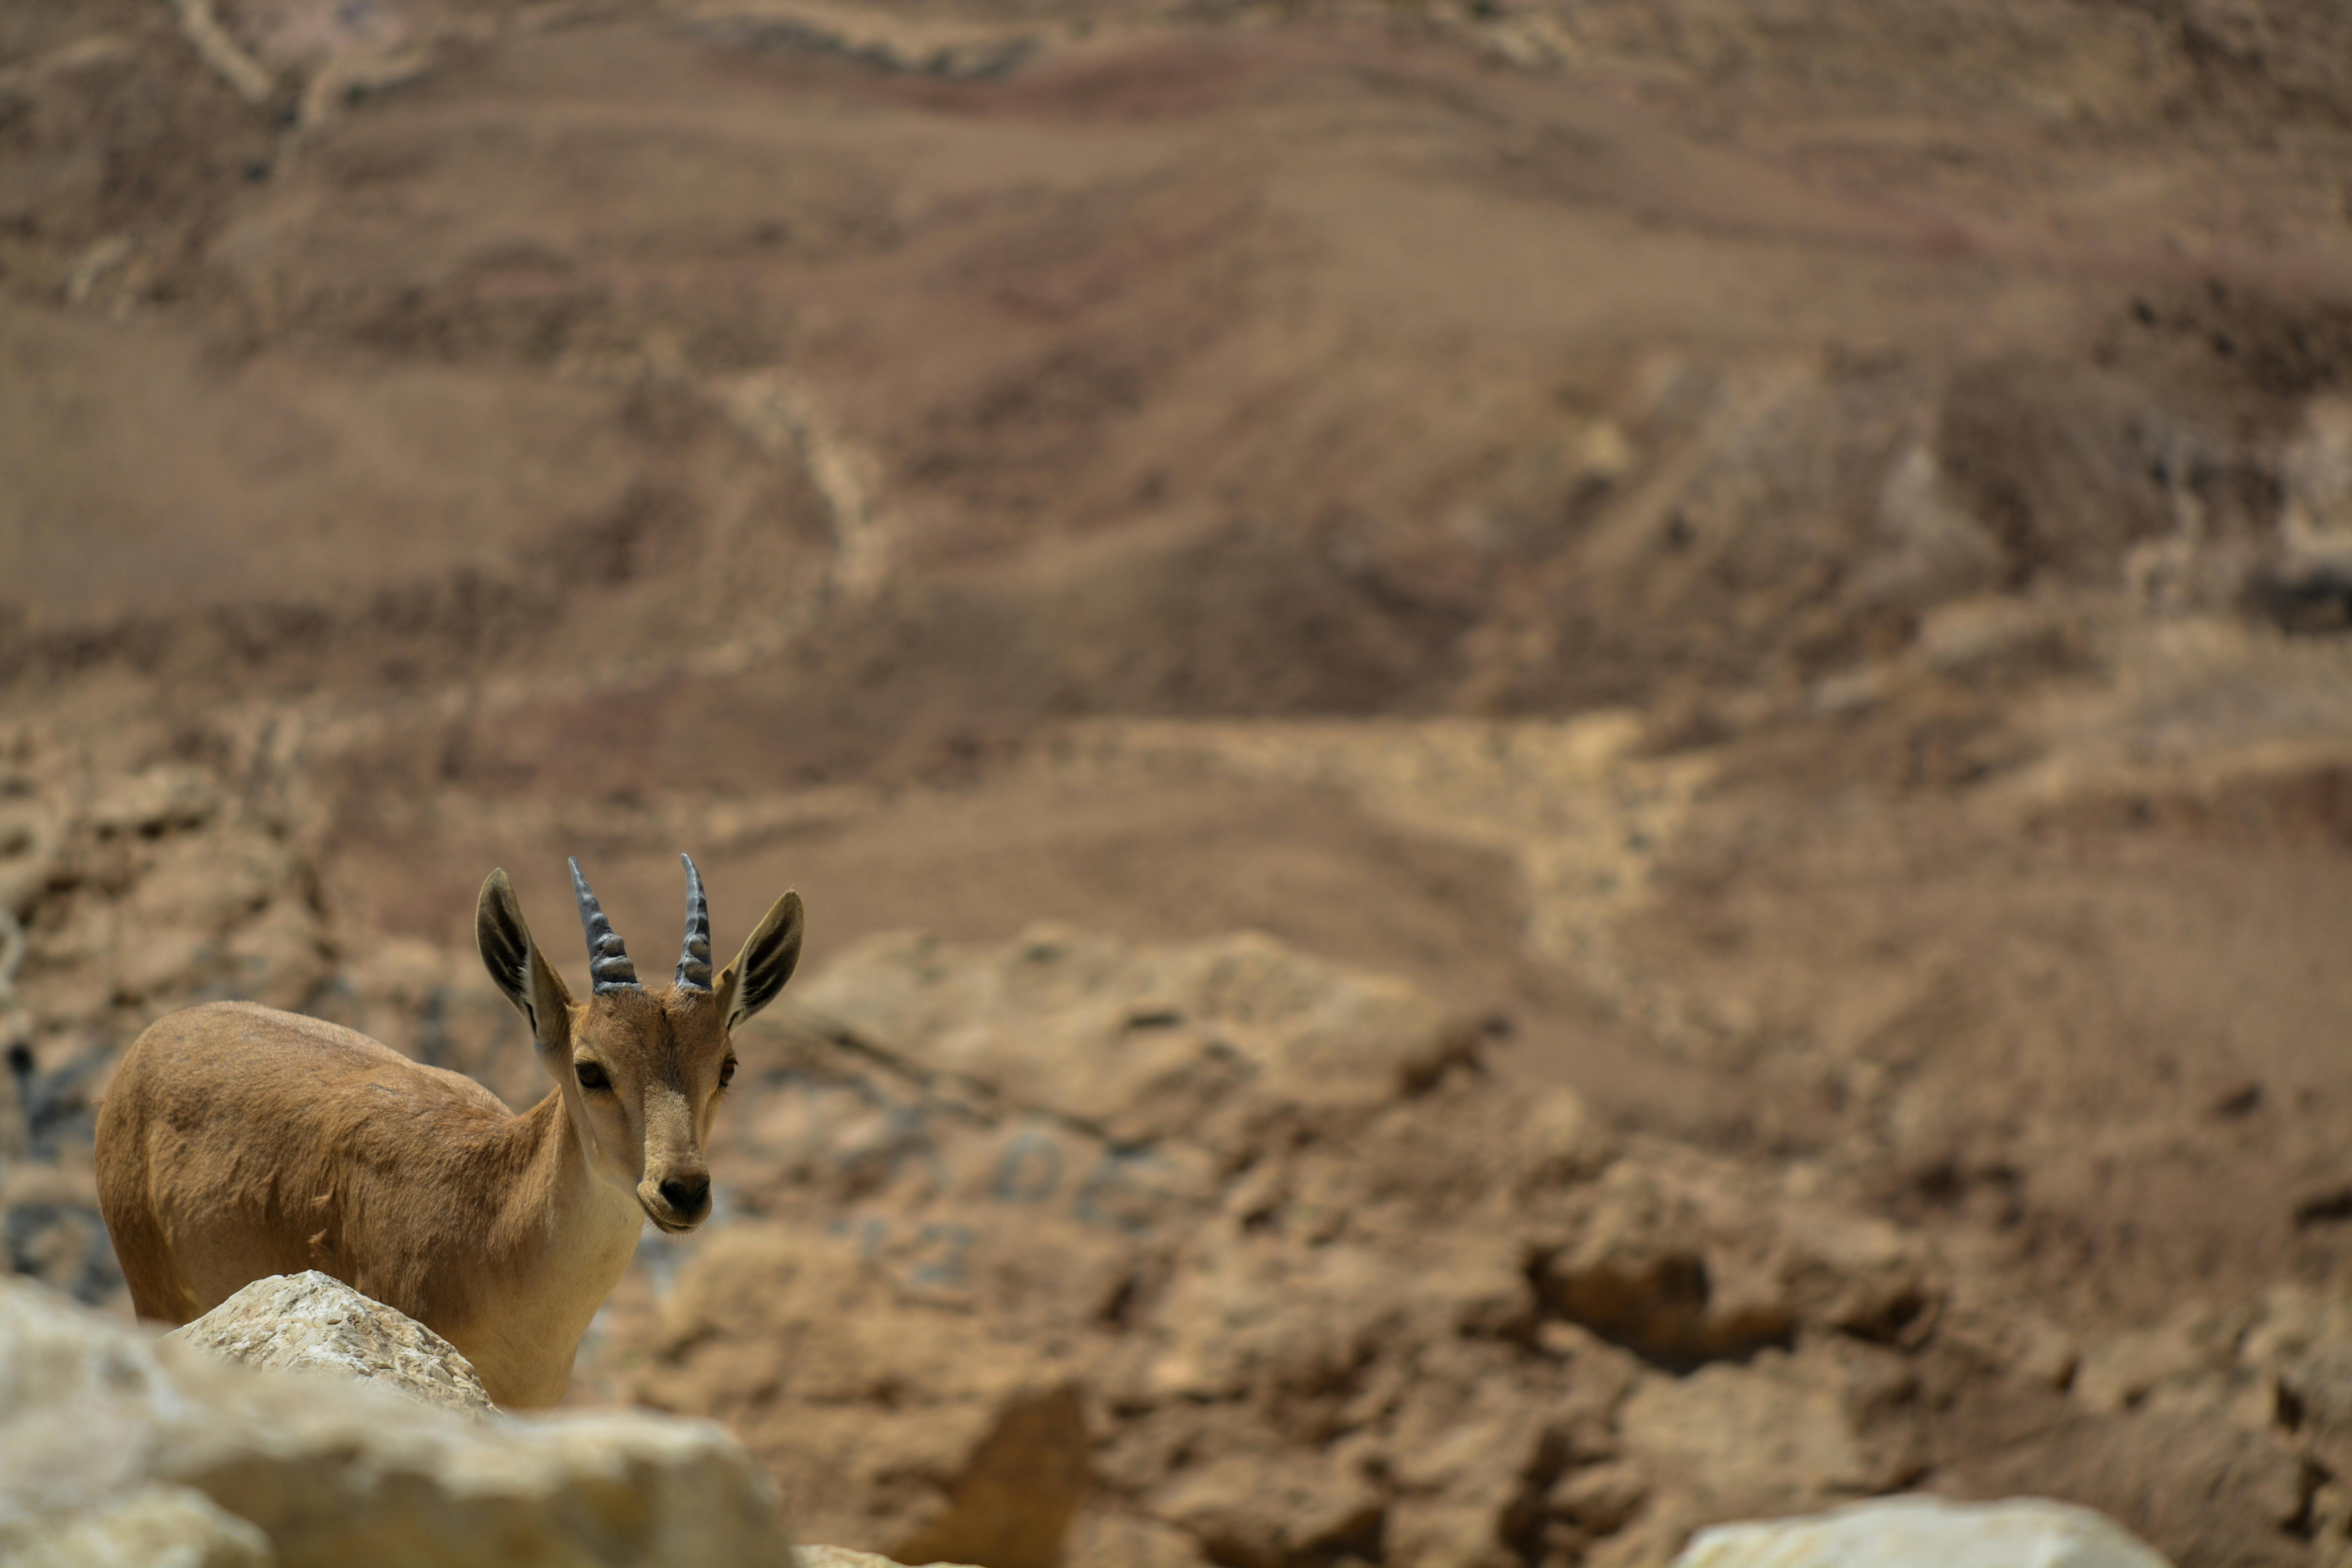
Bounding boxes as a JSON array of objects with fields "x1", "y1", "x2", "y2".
[{"x1": 95, "y1": 856, "x2": 802, "y2": 1407}]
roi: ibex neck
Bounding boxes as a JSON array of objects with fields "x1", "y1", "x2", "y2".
[
  {"x1": 459, "y1": 1087, "x2": 645, "y2": 1406},
  {"x1": 514, "y1": 1085, "x2": 646, "y2": 1267}
]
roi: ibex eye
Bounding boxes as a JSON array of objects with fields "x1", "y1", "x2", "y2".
[
  {"x1": 575, "y1": 1060, "x2": 612, "y2": 1091},
  {"x1": 718, "y1": 1058, "x2": 737, "y2": 1090}
]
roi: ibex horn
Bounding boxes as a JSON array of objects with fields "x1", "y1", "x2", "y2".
[
  {"x1": 675, "y1": 853, "x2": 713, "y2": 993},
  {"x1": 569, "y1": 857, "x2": 642, "y2": 994}
]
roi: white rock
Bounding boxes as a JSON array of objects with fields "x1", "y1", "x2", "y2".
[
  {"x1": 1671, "y1": 1494, "x2": 2174, "y2": 1568},
  {"x1": 0, "y1": 1276, "x2": 795, "y2": 1568},
  {"x1": 165, "y1": 1271, "x2": 497, "y2": 1418},
  {"x1": 3, "y1": 1485, "x2": 270, "y2": 1568},
  {"x1": 795, "y1": 1548, "x2": 978, "y2": 1568}
]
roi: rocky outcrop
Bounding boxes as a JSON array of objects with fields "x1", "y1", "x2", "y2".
[
  {"x1": 0, "y1": 1275, "x2": 795, "y2": 1568},
  {"x1": 573, "y1": 918, "x2": 2352, "y2": 1567},
  {"x1": 0, "y1": 750, "x2": 336, "y2": 1312},
  {"x1": 1670, "y1": 1495, "x2": 2174, "y2": 1568},
  {"x1": 593, "y1": 925, "x2": 1963, "y2": 1567},
  {"x1": 164, "y1": 1271, "x2": 497, "y2": 1419}
]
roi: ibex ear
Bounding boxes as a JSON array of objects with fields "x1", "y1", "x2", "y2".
[
  {"x1": 713, "y1": 890, "x2": 803, "y2": 1031},
  {"x1": 476, "y1": 868, "x2": 573, "y2": 1050}
]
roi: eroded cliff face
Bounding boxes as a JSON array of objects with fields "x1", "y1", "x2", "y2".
[{"x1": 5, "y1": 0, "x2": 2352, "y2": 1563}]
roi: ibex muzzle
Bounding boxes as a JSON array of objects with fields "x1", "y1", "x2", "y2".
[{"x1": 98, "y1": 855, "x2": 804, "y2": 1407}]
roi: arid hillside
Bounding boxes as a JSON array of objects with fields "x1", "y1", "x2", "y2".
[{"x1": 5, "y1": 2, "x2": 2352, "y2": 1564}]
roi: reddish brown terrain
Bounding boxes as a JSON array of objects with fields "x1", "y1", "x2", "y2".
[{"x1": 5, "y1": 2, "x2": 2352, "y2": 1564}]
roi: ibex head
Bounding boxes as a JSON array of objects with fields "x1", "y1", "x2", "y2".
[{"x1": 474, "y1": 855, "x2": 803, "y2": 1233}]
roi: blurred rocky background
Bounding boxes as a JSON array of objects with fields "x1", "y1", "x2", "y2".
[{"x1": 4, "y1": 0, "x2": 2352, "y2": 1564}]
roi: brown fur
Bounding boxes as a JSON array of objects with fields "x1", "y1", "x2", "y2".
[{"x1": 94, "y1": 867, "x2": 803, "y2": 1408}]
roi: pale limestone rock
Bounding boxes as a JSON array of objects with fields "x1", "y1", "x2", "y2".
[
  {"x1": 3, "y1": 1485, "x2": 271, "y2": 1568},
  {"x1": 165, "y1": 1271, "x2": 497, "y2": 1419},
  {"x1": 0, "y1": 1276, "x2": 794, "y2": 1568},
  {"x1": 1671, "y1": 1495, "x2": 2174, "y2": 1568},
  {"x1": 795, "y1": 1548, "x2": 978, "y2": 1568}
]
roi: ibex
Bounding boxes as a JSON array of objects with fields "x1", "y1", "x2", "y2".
[{"x1": 95, "y1": 856, "x2": 802, "y2": 1408}]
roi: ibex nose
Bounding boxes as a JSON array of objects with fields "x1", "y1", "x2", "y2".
[{"x1": 658, "y1": 1174, "x2": 710, "y2": 1217}]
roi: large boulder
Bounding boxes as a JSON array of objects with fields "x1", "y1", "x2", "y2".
[
  {"x1": 0, "y1": 1275, "x2": 795, "y2": 1568},
  {"x1": 165, "y1": 1271, "x2": 497, "y2": 1419}
]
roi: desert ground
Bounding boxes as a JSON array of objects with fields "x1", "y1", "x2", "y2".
[{"x1": 5, "y1": 1, "x2": 2352, "y2": 1563}]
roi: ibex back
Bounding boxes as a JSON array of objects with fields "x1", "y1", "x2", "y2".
[{"x1": 95, "y1": 855, "x2": 802, "y2": 1408}]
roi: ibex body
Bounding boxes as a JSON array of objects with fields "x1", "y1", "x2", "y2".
[{"x1": 95, "y1": 857, "x2": 802, "y2": 1408}]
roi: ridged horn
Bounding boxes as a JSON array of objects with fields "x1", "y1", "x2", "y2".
[
  {"x1": 675, "y1": 853, "x2": 713, "y2": 992},
  {"x1": 569, "y1": 857, "x2": 641, "y2": 994}
]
